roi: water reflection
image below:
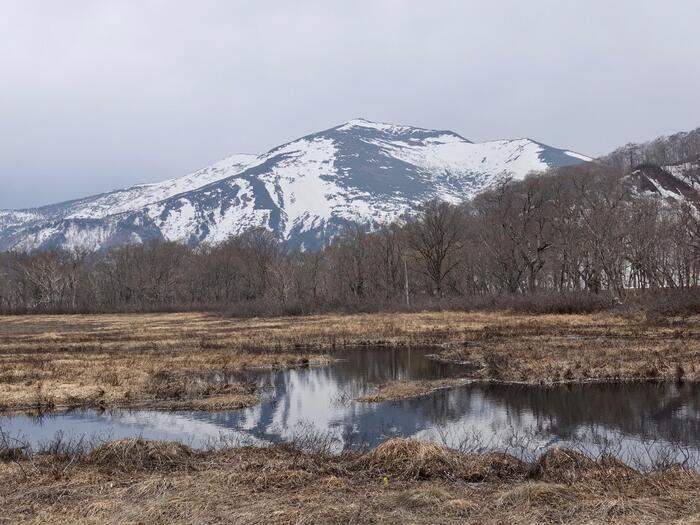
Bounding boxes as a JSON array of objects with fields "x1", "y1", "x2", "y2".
[{"x1": 1, "y1": 347, "x2": 699, "y2": 461}]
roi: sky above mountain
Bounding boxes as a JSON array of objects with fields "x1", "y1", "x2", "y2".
[{"x1": 2, "y1": 0, "x2": 700, "y2": 209}]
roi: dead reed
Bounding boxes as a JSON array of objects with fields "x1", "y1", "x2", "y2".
[{"x1": 1, "y1": 437, "x2": 699, "y2": 524}]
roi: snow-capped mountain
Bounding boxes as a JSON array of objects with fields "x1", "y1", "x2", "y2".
[{"x1": 0, "y1": 119, "x2": 591, "y2": 252}]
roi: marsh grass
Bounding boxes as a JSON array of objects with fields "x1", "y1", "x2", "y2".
[
  {"x1": 2, "y1": 310, "x2": 700, "y2": 413},
  {"x1": 0, "y1": 313, "x2": 334, "y2": 412},
  {"x1": 2, "y1": 436, "x2": 700, "y2": 524},
  {"x1": 3, "y1": 311, "x2": 700, "y2": 521},
  {"x1": 141, "y1": 370, "x2": 259, "y2": 410}
]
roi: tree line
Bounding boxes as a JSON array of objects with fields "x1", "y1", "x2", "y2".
[{"x1": 1, "y1": 161, "x2": 700, "y2": 315}]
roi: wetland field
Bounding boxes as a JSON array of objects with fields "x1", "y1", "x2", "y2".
[{"x1": 2, "y1": 311, "x2": 700, "y2": 524}]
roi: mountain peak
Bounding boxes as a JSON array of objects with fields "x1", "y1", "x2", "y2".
[
  {"x1": 331, "y1": 118, "x2": 472, "y2": 146},
  {"x1": 336, "y1": 118, "x2": 417, "y2": 133}
]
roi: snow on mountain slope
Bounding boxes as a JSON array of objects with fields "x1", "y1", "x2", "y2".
[
  {"x1": 0, "y1": 119, "x2": 591, "y2": 252},
  {"x1": 25, "y1": 153, "x2": 257, "y2": 222},
  {"x1": 65, "y1": 154, "x2": 258, "y2": 220},
  {"x1": 629, "y1": 160, "x2": 700, "y2": 205}
]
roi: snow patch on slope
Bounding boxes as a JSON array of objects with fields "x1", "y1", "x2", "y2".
[
  {"x1": 564, "y1": 151, "x2": 592, "y2": 162},
  {"x1": 374, "y1": 137, "x2": 550, "y2": 191},
  {"x1": 64, "y1": 153, "x2": 258, "y2": 220},
  {"x1": 262, "y1": 137, "x2": 339, "y2": 236}
]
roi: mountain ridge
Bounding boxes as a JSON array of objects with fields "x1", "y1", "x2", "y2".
[{"x1": 0, "y1": 119, "x2": 591, "y2": 252}]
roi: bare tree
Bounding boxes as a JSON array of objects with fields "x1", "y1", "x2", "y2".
[{"x1": 407, "y1": 200, "x2": 465, "y2": 296}]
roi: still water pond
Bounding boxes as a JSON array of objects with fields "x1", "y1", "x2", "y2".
[{"x1": 2, "y1": 347, "x2": 699, "y2": 463}]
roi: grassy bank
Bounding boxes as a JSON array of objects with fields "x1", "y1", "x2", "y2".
[
  {"x1": 1, "y1": 310, "x2": 699, "y2": 411},
  {"x1": 1, "y1": 437, "x2": 698, "y2": 524},
  {"x1": 0, "y1": 313, "x2": 331, "y2": 412},
  {"x1": 434, "y1": 311, "x2": 699, "y2": 383}
]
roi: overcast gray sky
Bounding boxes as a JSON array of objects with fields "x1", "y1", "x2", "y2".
[{"x1": 1, "y1": 0, "x2": 700, "y2": 209}]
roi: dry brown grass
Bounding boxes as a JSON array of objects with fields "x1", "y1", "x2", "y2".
[
  {"x1": 359, "y1": 437, "x2": 470, "y2": 480},
  {"x1": 2, "y1": 310, "x2": 700, "y2": 411},
  {"x1": 357, "y1": 379, "x2": 468, "y2": 402},
  {"x1": 0, "y1": 313, "x2": 332, "y2": 412},
  {"x1": 2, "y1": 438, "x2": 700, "y2": 524},
  {"x1": 356, "y1": 438, "x2": 528, "y2": 483},
  {"x1": 86, "y1": 439, "x2": 195, "y2": 474},
  {"x1": 436, "y1": 311, "x2": 700, "y2": 383}
]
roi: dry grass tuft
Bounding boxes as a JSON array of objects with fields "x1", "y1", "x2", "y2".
[
  {"x1": 86, "y1": 438, "x2": 195, "y2": 473},
  {"x1": 528, "y1": 447, "x2": 597, "y2": 482},
  {"x1": 359, "y1": 438, "x2": 464, "y2": 480},
  {"x1": 527, "y1": 448, "x2": 641, "y2": 484},
  {"x1": 357, "y1": 438, "x2": 526, "y2": 482}
]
